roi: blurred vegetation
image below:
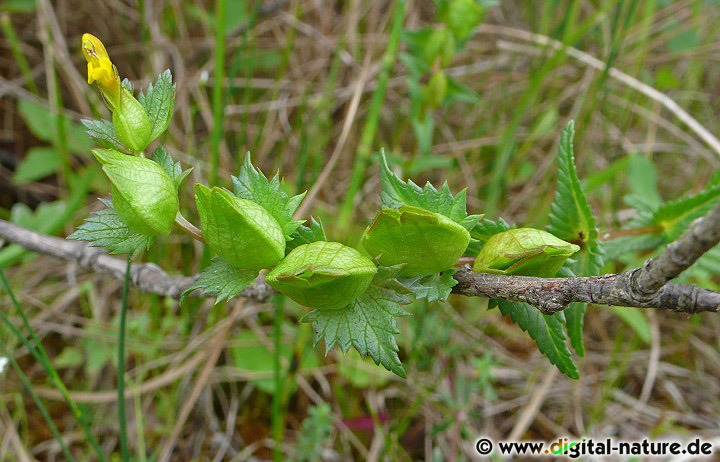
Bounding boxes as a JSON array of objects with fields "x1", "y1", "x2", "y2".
[{"x1": 1, "y1": 0, "x2": 719, "y2": 460}]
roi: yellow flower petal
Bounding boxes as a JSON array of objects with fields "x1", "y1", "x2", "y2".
[{"x1": 81, "y1": 33, "x2": 121, "y2": 108}]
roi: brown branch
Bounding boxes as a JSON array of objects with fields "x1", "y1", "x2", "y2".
[
  {"x1": 451, "y1": 269, "x2": 720, "y2": 314},
  {"x1": 2, "y1": 202, "x2": 720, "y2": 314},
  {"x1": 0, "y1": 219, "x2": 272, "y2": 301}
]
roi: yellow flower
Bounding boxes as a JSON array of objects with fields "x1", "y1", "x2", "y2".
[{"x1": 81, "y1": 33, "x2": 121, "y2": 108}]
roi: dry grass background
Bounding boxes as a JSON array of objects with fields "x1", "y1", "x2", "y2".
[{"x1": 1, "y1": 0, "x2": 720, "y2": 460}]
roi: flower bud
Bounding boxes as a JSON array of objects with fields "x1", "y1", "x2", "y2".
[
  {"x1": 266, "y1": 241, "x2": 377, "y2": 311},
  {"x1": 93, "y1": 148, "x2": 178, "y2": 235},
  {"x1": 82, "y1": 33, "x2": 121, "y2": 109},
  {"x1": 194, "y1": 184, "x2": 285, "y2": 270},
  {"x1": 473, "y1": 228, "x2": 580, "y2": 277},
  {"x1": 82, "y1": 33, "x2": 152, "y2": 152},
  {"x1": 362, "y1": 206, "x2": 470, "y2": 277}
]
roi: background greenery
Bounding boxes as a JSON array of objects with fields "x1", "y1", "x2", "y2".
[{"x1": 1, "y1": 0, "x2": 719, "y2": 460}]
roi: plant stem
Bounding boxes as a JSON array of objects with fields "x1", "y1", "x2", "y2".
[
  {"x1": 118, "y1": 256, "x2": 132, "y2": 460},
  {"x1": 174, "y1": 212, "x2": 205, "y2": 243}
]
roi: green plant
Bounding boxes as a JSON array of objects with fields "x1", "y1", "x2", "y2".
[{"x1": 68, "y1": 34, "x2": 608, "y2": 381}]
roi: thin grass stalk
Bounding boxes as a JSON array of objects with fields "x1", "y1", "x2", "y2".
[
  {"x1": 0, "y1": 13, "x2": 40, "y2": 95},
  {"x1": 0, "y1": 270, "x2": 107, "y2": 460},
  {"x1": 118, "y1": 256, "x2": 132, "y2": 460},
  {"x1": 337, "y1": 0, "x2": 407, "y2": 230},
  {"x1": 0, "y1": 334, "x2": 75, "y2": 460},
  {"x1": 209, "y1": 0, "x2": 227, "y2": 187},
  {"x1": 272, "y1": 300, "x2": 285, "y2": 462}
]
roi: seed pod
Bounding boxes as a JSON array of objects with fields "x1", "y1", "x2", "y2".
[
  {"x1": 93, "y1": 148, "x2": 178, "y2": 236},
  {"x1": 473, "y1": 228, "x2": 580, "y2": 277},
  {"x1": 362, "y1": 205, "x2": 470, "y2": 277},
  {"x1": 266, "y1": 241, "x2": 377, "y2": 311},
  {"x1": 194, "y1": 184, "x2": 285, "y2": 270}
]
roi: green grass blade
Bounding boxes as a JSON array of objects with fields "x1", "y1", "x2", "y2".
[
  {"x1": 0, "y1": 270, "x2": 107, "y2": 461},
  {"x1": 118, "y1": 256, "x2": 131, "y2": 460},
  {"x1": 337, "y1": 0, "x2": 407, "y2": 230}
]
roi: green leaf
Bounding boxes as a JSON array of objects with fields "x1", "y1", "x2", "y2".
[
  {"x1": 13, "y1": 147, "x2": 61, "y2": 184},
  {"x1": 624, "y1": 154, "x2": 662, "y2": 213},
  {"x1": 547, "y1": 121, "x2": 601, "y2": 266},
  {"x1": 438, "y1": 0, "x2": 485, "y2": 42},
  {"x1": 466, "y1": 217, "x2": 513, "y2": 257},
  {"x1": 138, "y1": 70, "x2": 175, "y2": 141},
  {"x1": 287, "y1": 218, "x2": 327, "y2": 253},
  {"x1": 444, "y1": 76, "x2": 480, "y2": 105},
  {"x1": 181, "y1": 258, "x2": 258, "y2": 304},
  {"x1": 398, "y1": 270, "x2": 457, "y2": 302},
  {"x1": 11, "y1": 201, "x2": 67, "y2": 230},
  {"x1": 232, "y1": 153, "x2": 306, "y2": 238},
  {"x1": 563, "y1": 302, "x2": 586, "y2": 356},
  {"x1": 151, "y1": 145, "x2": 192, "y2": 191},
  {"x1": 654, "y1": 184, "x2": 720, "y2": 241},
  {"x1": 0, "y1": 0, "x2": 37, "y2": 13},
  {"x1": 547, "y1": 121, "x2": 604, "y2": 356},
  {"x1": 68, "y1": 198, "x2": 154, "y2": 257},
  {"x1": 497, "y1": 300, "x2": 579, "y2": 379},
  {"x1": 608, "y1": 307, "x2": 652, "y2": 345},
  {"x1": 379, "y1": 151, "x2": 481, "y2": 231},
  {"x1": 302, "y1": 279, "x2": 411, "y2": 377},
  {"x1": 81, "y1": 119, "x2": 126, "y2": 151},
  {"x1": 18, "y1": 99, "x2": 94, "y2": 154}
]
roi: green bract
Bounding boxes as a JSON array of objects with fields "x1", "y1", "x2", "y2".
[
  {"x1": 113, "y1": 88, "x2": 152, "y2": 152},
  {"x1": 473, "y1": 228, "x2": 580, "y2": 277},
  {"x1": 266, "y1": 241, "x2": 377, "y2": 311},
  {"x1": 93, "y1": 148, "x2": 178, "y2": 236},
  {"x1": 194, "y1": 184, "x2": 285, "y2": 270},
  {"x1": 361, "y1": 205, "x2": 470, "y2": 277}
]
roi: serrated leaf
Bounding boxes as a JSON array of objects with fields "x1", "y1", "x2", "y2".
[
  {"x1": 564, "y1": 302, "x2": 586, "y2": 356},
  {"x1": 547, "y1": 121, "x2": 604, "y2": 356},
  {"x1": 81, "y1": 118, "x2": 126, "y2": 151},
  {"x1": 286, "y1": 218, "x2": 327, "y2": 253},
  {"x1": 556, "y1": 266, "x2": 585, "y2": 356},
  {"x1": 378, "y1": 151, "x2": 481, "y2": 230},
  {"x1": 398, "y1": 270, "x2": 457, "y2": 302},
  {"x1": 601, "y1": 234, "x2": 665, "y2": 261},
  {"x1": 68, "y1": 198, "x2": 154, "y2": 257},
  {"x1": 497, "y1": 300, "x2": 579, "y2": 379},
  {"x1": 232, "y1": 153, "x2": 306, "y2": 238},
  {"x1": 302, "y1": 283, "x2": 410, "y2": 377},
  {"x1": 151, "y1": 145, "x2": 192, "y2": 191},
  {"x1": 466, "y1": 217, "x2": 514, "y2": 257},
  {"x1": 547, "y1": 121, "x2": 600, "y2": 262},
  {"x1": 181, "y1": 258, "x2": 257, "y2": 304},
  {"x1": 138, "y1": 70, "x2": 175, "y2": 142},
  {"x1": 654, "y1": 184, "x2": 720, "y2": 241}
]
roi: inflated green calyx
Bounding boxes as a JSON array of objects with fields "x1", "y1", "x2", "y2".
[
  {"x1": 93, "y1": 148, "x2": 178, "y2": 236},
  {"x1": 361, "y1": 205, "x2": 470, "y2": 277},
  {"x1": 266, "y1": 241, "x2": 377, "y2": 310},
  {"x1": 473, "y1": 228, "x2": 580, "y2": 277},
  {"x1": 195, "y1": 184, "x2": 285, "y2": 270},
  {"x1": 112, "y1": 88, "x2": 152, "y2": 153}
]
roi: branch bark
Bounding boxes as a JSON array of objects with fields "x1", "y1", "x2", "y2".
[{"x1": 1, "y1": 201, "x2": 720, "y2": 314}]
